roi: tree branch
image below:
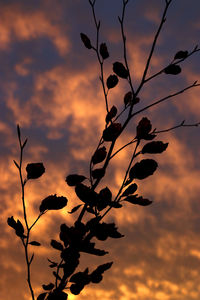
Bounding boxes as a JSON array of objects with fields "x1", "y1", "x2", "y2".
[
  {"x1": 132, "y1": 81, "x2": 200, "y2": 117},
  {"x1": 153, "y1": 120, "x2": 200, "y2": 134},
  {"x1": 135, "y1": 0, "x2": 173, "y2": 96}
]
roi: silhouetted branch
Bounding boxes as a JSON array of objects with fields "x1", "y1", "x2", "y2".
[
  {"x1": 144, "y1": 45, "x2": 200, "y2": 84},
  {"x1": 110, "y1": 139, "x2": 137, "y2": 159},
  {"x1": 16, "y1": 126, "x2": 35, "y2": 300},
  {"x1": 136, "y1": 0, "x2": 173, "y2": 96},
  {"x1": 89, "y1": 0, "x2": 109, "y2": 113},
  {"x1": 132, "y1": 81, "x2": 200, "y2": 117},
  {"x1": 153, "y1": 120, "x2": 200, "y2": 134},
  {"x1": 118, "y1": 0, "x2": 135, "y2": 104}
]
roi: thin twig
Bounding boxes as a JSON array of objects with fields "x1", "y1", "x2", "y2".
[
  {"x1": 119, "y1": 0, "x2": 135, "y2": 95},
  {"x1": 101, "y1": 140, "x2": 140, "y2": 220},
  {"x1": 135, "y1": 0, "x2": 173, "y2": 97},
  {"x1": 16, "y1": 126, "x2": 35, "y2": 300},
  {"x1": 132, "y1": 81, "x2": 200, "y2": 117},
  {"x1": 144, "y1": 46, "x2": 200, "y2": 84},
  {"x1": 153, "y1": 120, "x2": 200, "y2": 134},
  {"x1": 110, "y1": 138, "x2": 137, "y2": 159},
  {"x1": 89, "y1": 1, "x2": 109, "y2": 113},
  {"x1": 29, "y1": 212, "x2": 45, "y2": 231},
  {"x1": 114, "y1": 140, "x2": 140, "y2": 202}
]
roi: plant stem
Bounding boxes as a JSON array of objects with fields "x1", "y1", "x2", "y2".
[
  {"x1": 135, "y1": 0, "x2": 173, "y2": 97},
  {"x1": 132, "y1": 81, "x2": 200, "y2": 118},
  {"x1": 89, "y1": 0, "x2": 109, "y2": 113},
  {"x1": 17, "y1": 127, "x2": 35, "y2": 300}
]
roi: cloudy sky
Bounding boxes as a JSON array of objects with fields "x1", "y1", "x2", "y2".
[{"x1": 1, "y1": 0, "x2": 200, "y2": 299}]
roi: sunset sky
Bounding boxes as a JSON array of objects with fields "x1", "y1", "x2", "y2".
[{"x1": 1, "y1": 0, "x2": 200, "y2": 299}]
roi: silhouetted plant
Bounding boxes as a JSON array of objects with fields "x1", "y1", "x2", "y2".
[{"x1": 7, "y1": 0, "x2": 200, "y2": 299}]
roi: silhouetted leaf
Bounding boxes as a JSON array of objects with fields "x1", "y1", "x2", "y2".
[
  {"x1": 7, "y1": 216, "x2": 17, "y2": 229},
  {"x1": 109, "y1": 202, "x2": 122, "y2": 208},
  {"x1": 92, "y1": 147, "x2": 107, "y2": 164},
  {"x1": 113, "y1": 62, "x2": 129, "y2": 78},
  {"x1": 26, "y1": 163, "x2": 45, "y2": 179},
  {"x1": 106, "y1": 105, "x2": 117, "y2": 123},
  {"x1": 70, "y1": 268, "x2": 90, "y2": 285},
  {"x1": 47, "y1": 258, "x2": 57, "y2": 268},
  {"x1": 103, "y1": 123, "x2": 121, "y2": 141},
  {"x1": 37, "y1": 292, "x2": 47, "y2": 300},
  {"x1": 39, "y1": 195, "x2": 68, "y2": 212},
  {"x1": 8, "y1": 218, "x2": 25, "y2": 238},
  {"x1": 50, "y1": 240, "x2": 64, "y2": 251},
  {"x1": 133, "y1": 97, "x2": 140, "y2": 105},
  {"x1": 97, "y1": 187, "x2": 112, "y2": 210},
  {"x1": 142, "y1": 141, "x2": 168, "y2": 154},
  {"x1": 80, "y1": 241, "x2": 108, "y2": 256},
  {"x1": 106, "y1": 74, "x2": 118, "y2": 89},
  {"x1": 90, "y1": 273, "x2": 103, "y2": 283},
  {"x1": 136, "y1": 117, "x2": 152, "y2": 140},
  {"x1": 70, "y1": 283, "x2": 84, "y2": 295},
  {"x1": 174, "y1": 50, "x2": 188, "y2": 60},
  {"x1": 75, "y1": 184, "x2": 99, "y2": 206},
  {"x1": 124, "y1": 195, "x2": 152, "y2": 206},
  {"x1": 29, "y1": 241, "x2": 41, "y2": 246},
  {"x1": 124, "y1": 91, "x2": 140, "y2": 107},
  {"x1": 164, "y1": 64, "x2": 181, "y2": 75},
  {"x1": 68, "y1": 204, "x2": 83, "y2": 214},
  {"x1": 80, "y1": 33, "x2": 92, "y2": 49},
  {"x1": 124, "y1": 91, "x2": 133, "y2": 107},
  {"x1": 90, "y1": 262, "x2": 113, "y2": 283},
  {"x1": 47, "y1": 290, "x2": 68, "y2": 300},
  {"x1": 74, "y1": 221, "x2": 87, "y2": 236},
  {"x1": 15, "y1": 220, "x2": 24, "y2": 237},
  {"x1": 100, "y1": 43, "x2": 109, "y2": 59},
  {"x1": 94, "y1": 262, "x2": 113, "y2": 274},
  {"x1": 86, "y1": 217, "x2": 101, "y2": 231},
  {"x1": 129, "y1": 159, "x2": 158, "y2": 180},
  {"x1": 91, "y1": 222, "x2": 124, "y2": 241},
  {"x1": 42, "y1": 283, "x2": 54, "y2": 291},
  {"x1": 62, "y1": 251, "x2": 80, "y2": 277},
  {"x1": 65, "y1": 174, "x2": 86, "y2": 186},
  {"x1": 99, "y1": 187, "x2": 112, "y2": 202},
  {"x1": 122, "y1": 183, "x2": 137, "y2": 197},
  {"x1": 91, "y1": 168, "x2": 105, "y2": 179}
]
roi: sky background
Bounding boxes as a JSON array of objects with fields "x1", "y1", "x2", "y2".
[{"x1": 1, "y1": 0, "x2": 200, "y2": 299}]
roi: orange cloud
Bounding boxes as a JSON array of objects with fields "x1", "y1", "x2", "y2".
[{"x1": 0, "y1": 5, "x2": 70, "y2": 55}]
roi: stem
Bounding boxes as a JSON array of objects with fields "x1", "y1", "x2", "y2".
[
  {"x1": 110, "y1": 139, "x2": 137, "y2": 159},
  {"x1": 153, "y1": 120, "x2": 200, "y2": 134},
  {"x1": 115, "y1": 140, "x2": 140, "y2": 202},
  {"x1": 18, "y1": 144, "x2": 29, "y2": 230},
  {"x1": 135, "y1": 0, "x2": 173, "y2": 97},
  {"x1": 144, "y1": 46, "x2": 200, "y2": 84},
  {"x1": 17, "y1": 126, "x2": 35, "y2": 300},
  {"x1": 29, "y1": 212, "x2": 45, "y2": 231},
  {"x1": 100, "y1": 140, "x2": 140, "y2": 220},
  {"x1": 118, "y1": 0, "x2": 135, "y2": 116},
  {"x1": 56, "y1": 259, "x2": 64, "y2": 289},
  {"x1": 24, "y1": 233, "x2": 35, "y2": 300},
  {"x1": 89, "y1": 1, "x2": 109, "y2": 113},
  {"x1": 132, "y1": 81, "x2": 200, "y2": 118}
]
